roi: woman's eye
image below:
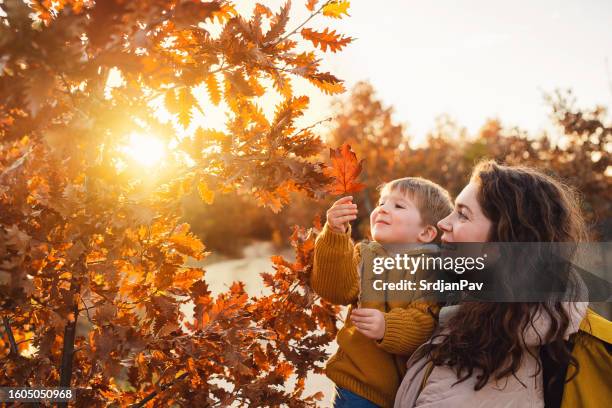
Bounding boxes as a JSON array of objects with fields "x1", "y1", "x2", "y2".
[
  {"x1": 395, "y1": 204, "x2": 405, "y2": 209},
  {"x1": 458, "y1": 211, "x2": 468, "y2": 220}
]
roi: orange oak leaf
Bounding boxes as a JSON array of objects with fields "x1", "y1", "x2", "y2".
[
  {"x1": 300, "y1": 27, "x2": 352, "y2": 53},
  {"x1": 307, "y1": 71, "x2": 345, "y2": 95},
  {"x1": 209, "y1": 2, "x2": 237, "y2": 24},
  {"x1": 204, "y1": 74, "x2": 222, "y2": 105},
  {"x1": 263, "y1": 0, "x2": 290, "y2": 43},
  {"x1": 324, "y1": 143, "x2": 366, "y2": 194},
  {"x1": 254, "y1": 3, "x2": 273, "y2": 17},
  {"x1": 306, "y1": 0, "x2": 318, "y2": 12}
]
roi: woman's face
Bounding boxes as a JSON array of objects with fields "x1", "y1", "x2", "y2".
[{"x1": 437, "y1": 182, "x2": 493, "y2": 243}]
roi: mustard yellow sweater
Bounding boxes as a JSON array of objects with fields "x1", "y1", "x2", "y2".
[{"x1": 311, "y1": 223, "x2": 440, "y2": 408}]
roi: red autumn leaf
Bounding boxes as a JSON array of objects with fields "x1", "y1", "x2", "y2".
[{"x1": 324, "y1": 143, "x2": 366, "y2": 194}]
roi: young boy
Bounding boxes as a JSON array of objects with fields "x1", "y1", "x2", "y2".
[{"x1": 311, "y1": 177, "x2": 453, "y2": 408}]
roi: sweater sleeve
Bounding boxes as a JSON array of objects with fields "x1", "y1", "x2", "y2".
[
  {"x1": 310, "y1": 222, "x2": 361, "y2": 305},
  {"x1": 377, "y1": 301, "x2": 440, "y2": 356}
]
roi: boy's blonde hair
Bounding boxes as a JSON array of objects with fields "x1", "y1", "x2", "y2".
[{"x1": 379, "y1": 177, "x2": 453, "y2": 238}]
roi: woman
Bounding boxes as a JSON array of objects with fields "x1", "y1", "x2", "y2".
[{"x1": 394, "y1": 161, "x2": 588, "y2": 407}]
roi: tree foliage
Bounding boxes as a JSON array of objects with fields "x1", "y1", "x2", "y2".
[{"x1": 0, "y1": 0, "x2": 353, "y2": 405}]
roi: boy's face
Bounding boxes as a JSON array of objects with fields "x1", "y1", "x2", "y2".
[{"x1": 370, "y1": 188, "x2": 429, "y2": 244}]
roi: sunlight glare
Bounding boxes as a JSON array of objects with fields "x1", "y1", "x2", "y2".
[{"x1": 121, "y1": 132, "x2": 167, "y2": 167}]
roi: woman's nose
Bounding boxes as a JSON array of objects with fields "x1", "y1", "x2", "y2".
[{"x1": 437, "y1": 215, "x2": 451, "y2": 232}]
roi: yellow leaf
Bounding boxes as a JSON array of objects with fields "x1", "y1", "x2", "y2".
[
  {"x1": 197, "y1": 180, "x2": 215, "y2": 204},
  {"x1": 322, "y1": 1, "x2": 350, "y2": 18}
]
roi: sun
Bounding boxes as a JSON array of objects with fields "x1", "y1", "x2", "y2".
[{"x1": 121, "y1": 132, "x2": 167, "y2": 167}]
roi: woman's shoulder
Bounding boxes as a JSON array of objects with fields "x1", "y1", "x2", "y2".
[{"x1": 523, "y1": 302, "x2": 588, "y2": 347}]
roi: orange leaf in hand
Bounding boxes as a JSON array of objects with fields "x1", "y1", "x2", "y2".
[{"x1": 325, "y1": 143, "x2": 366, "y2": 195}]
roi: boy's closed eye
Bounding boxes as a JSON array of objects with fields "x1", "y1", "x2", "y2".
[{"x1": 377, "y1": 198, "x2": 406, "y2": 209}]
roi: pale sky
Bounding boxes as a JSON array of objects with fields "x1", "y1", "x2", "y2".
[{"x1": 257, "y1": 0, "x2": 612, "y2": 142}]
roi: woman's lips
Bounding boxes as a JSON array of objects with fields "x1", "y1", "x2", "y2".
[{"x1": 375, "y1": 220, "x2": 390, "y2": 225}]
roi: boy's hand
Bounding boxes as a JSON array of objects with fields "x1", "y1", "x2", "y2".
[
  {"x1": 351, "y1": 308, "x2": 385, "y2": 340},
  {"x1": 327, "y1": 196, "x2": 358, "y2": 233}
]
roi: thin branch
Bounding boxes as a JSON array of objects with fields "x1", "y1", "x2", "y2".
[
  {"x1": 208, "y1": 58, "x2": 228, "y2": 75},
  {"x1": 79, "y1": 296, "x2": 93, "y2": 323},
  {"x1": 58, "y1": 72, "x2": 90, "y2": 118},
  {"x1": 130, "y1": 372, "x2": 189, "y2": 408},
  {"x1": 2, "y1": 316, "x2": 19, "y2": 355},
  {"x1": 272, "y1": 1, "x2": 333, "y2": 46},
  {"x1": 288, "y1": 116, "x2": 332, "y2": 140}
]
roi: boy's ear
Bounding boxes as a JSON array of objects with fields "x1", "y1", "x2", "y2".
[{"x1": 418, "y1": 225, "x2": 438, "y2": 243}]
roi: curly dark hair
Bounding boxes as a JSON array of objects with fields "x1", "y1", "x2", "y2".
[{"x1": 419, "y1": 160, "x2": 587, "y2": 391}]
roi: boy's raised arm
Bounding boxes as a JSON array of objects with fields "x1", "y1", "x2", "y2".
[
  {"x1": 376, "y1": 302, "x2": 440, "y2": 356},
  {"x1": 311, "y1": 222, "x2": 361, "y2": 305}
]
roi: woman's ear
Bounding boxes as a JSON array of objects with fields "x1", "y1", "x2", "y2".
[{"x1": 418, "y1": 225, "x2": 438, "y2": 243}]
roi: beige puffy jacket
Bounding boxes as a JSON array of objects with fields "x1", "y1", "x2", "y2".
[{"x1": 394, "y1": 302, "x2": 587, "y2": 408}]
